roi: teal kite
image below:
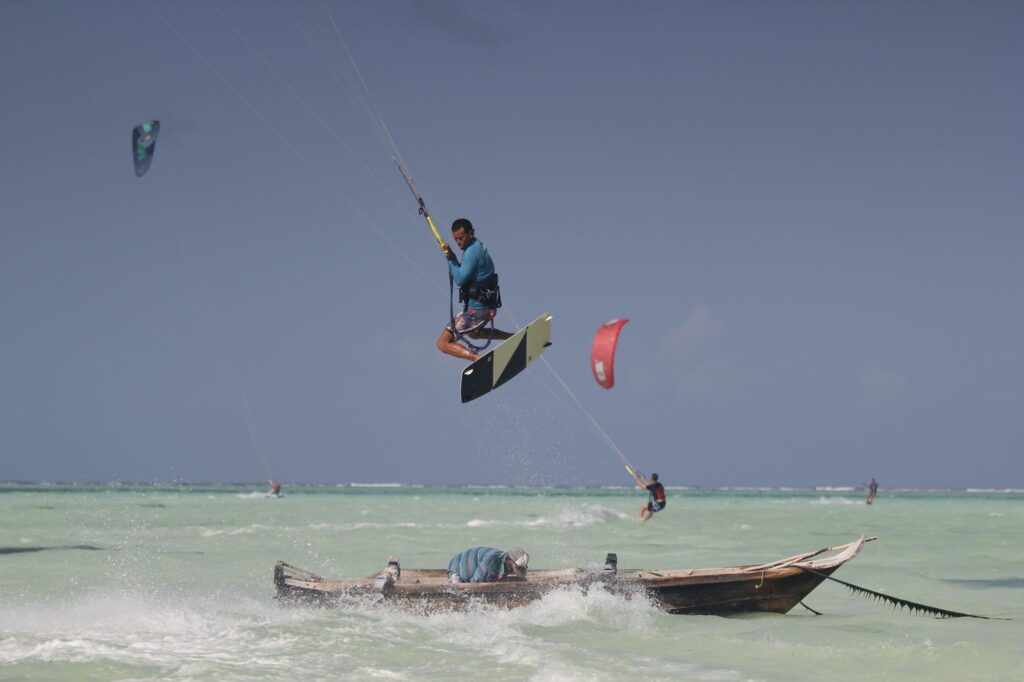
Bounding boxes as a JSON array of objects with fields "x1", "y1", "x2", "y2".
[{"x1": 132, "y1": 120, "x2": 160, "y2": 177}]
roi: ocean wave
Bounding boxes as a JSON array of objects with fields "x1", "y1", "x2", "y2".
[
  {"x1": 965, "y1": 488, "x2": 1024, "y2": 494},
  {"x1": 306, "y1": 521, "x2": 424, "y2": 532},
  {"x1": 2, "y1": 587, "x2": 657, "y2": 677},
  {"x1": 0, "y1": 592, "x2": 309, "y2": 672},
  {"x1": 462, "y1": 506, "x2": 630, "y2": 529},
  {"x1": 411, "y1": 586, "x2": 662, "y2": 679},
  {"x1": 517, "y1": 505, "x2": 632, "y2": 528}
]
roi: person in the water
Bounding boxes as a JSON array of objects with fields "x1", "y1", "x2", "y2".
[{"x1": 633, "y1": 471, "x2": 666, "y2": 521}]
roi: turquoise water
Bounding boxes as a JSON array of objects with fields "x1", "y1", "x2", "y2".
[{"x1": 1, "y1": 484, "x2": 1022, "y2": 681}]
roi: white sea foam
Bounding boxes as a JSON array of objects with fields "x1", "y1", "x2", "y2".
[
  {"x1": 0, "y1": 592, "x2": 309, "y2": 672},
  {"x1": 233, "y1": 491, "x2": 274, "y2": 499},
  {"x1": 517, "y1": 505, "x2": 631, "y2": 528},
  {"x1": 810, "y1": 496, "x2": 858, "y2": 505},
  {"x1": 462, "y1": 506, "x2": 628, "y2": 529},
  {"x1": 408, "y1": 586, "x2": 656, "y2": 678},
  {"x1": 198, "y1": 523, "x2": 271, "y2": 537},
  {"x1": 306, "y1": 521, "x2": 423, "y2": 532},
  {"x1": 966, "y1": 488, "x2": 1024, "y2": 494}
]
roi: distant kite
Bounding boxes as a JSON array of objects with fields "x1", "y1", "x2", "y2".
[
  {"x1": 132, "y1": 120, "x2": 160, "y2": 177},
  {"x1": 591, "y1": 318, "x2": 629, "y2": 389}
]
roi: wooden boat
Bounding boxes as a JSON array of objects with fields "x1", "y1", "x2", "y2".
[{"x1": 274, "y1": 536, "x2": 869, "y2": 615}]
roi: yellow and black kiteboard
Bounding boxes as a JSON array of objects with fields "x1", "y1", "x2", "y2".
[{"x1": 460, "y1": 314, "x2": 552, "y2": 403}]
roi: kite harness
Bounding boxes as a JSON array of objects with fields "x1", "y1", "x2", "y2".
[{"x1": 459, "y1": 273, "x2": 501, "y2": 313}]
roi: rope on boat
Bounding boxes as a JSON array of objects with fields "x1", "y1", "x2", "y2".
[
  {"x1": 798, "y1": 568, "x2": 1011, "y2": 620},
  {"x1": 744, "y1": 536, "x2": 876, "y2": 573},
  {"x1": 798, "y1": 600, "x2": 823, "y2": 616}
]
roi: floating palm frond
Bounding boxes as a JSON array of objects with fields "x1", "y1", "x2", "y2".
[{"x1": 800, "y1": 568, "x2": 1010, "y2": 620}]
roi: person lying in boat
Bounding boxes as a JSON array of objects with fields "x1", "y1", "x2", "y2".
[
  {"x1": 633, "y1": 471, "x2": 666, "y2": 522},
  {"x1": 447, "y1": 546, "x2": 528, "y2": 583}
]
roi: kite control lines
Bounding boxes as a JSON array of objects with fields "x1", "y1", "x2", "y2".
[{"x1": 394, "y1": 160, "x2": 498, "y2": 354}]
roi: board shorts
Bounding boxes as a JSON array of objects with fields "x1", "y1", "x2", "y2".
[
  {"x1": 647, "y1": 500, "x2": 665, "y2": 513},
  {"x1": 446, "y1": 307, "x2": 490, "y2": 335}
]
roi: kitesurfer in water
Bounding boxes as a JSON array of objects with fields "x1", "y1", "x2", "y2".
[
  {"x1": 436, "y1": 219, "x2": 512, "y2": 361},
  {"x1": 633, "y1": 471, "x2": 666, "y2": 521},
  {"x1": 865, "y1": 477, "x2": 878, "y2": 505}
]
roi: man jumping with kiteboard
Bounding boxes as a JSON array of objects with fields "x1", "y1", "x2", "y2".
[{"x1": 436, "y1": 218, "x2": 512, "y2": 361}]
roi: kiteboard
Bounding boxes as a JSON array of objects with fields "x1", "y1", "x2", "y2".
[{"x1": 461, "y1": 313, "x2": 553, "y2": 403}]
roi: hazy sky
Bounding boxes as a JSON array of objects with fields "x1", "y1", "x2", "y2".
[{"x1": 1, "y1": 1, "x2": 1021, "y2": 488}]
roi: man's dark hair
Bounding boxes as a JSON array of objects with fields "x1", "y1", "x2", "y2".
[
  {"x1": 451, "y1": 218, "x2": 474, "y2": 233},
  {"x1": 651, "y1": 473, "x2": 659, "y2": 482}
]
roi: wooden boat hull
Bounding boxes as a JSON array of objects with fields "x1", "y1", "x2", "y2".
[
  {"x1": 640, "y1": 563, "x2": 842, "y2": 615},
  {"x1": 274, "y1": 537, "x2": 867, "y2": 616}
]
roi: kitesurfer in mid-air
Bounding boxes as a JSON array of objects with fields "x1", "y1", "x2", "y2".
[
  {"x1": 633, "y1": 471, "x2": 666, "y2": 521},
  {"x1": 436, "y1": 218, "x2": 512, "y2": 361}
]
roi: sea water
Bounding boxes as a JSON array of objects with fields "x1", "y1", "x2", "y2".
[{"x1": 1, "y1": 483, "x2": 1021, "y2": 681}]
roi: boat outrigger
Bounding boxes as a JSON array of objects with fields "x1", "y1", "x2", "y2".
[{"x1": 274, "y1": 536, "x2": 869, "y2": 615}]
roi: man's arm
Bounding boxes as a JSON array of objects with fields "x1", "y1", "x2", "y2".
[{"x1": 448, "y1": 244, "x2": 480, "y2": 286}]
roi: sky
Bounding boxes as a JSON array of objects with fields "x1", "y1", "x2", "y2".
[{"x1": 1, "y1": 0, "x2": 1021, "y2": 488}]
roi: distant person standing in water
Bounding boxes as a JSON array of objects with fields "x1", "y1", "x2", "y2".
[
  {"x1": 633, "y1": 471, "x2": 666, "y2": 521},
  {"x1": 866, "y1": 478, "x2": 878, "y2": 505}
]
